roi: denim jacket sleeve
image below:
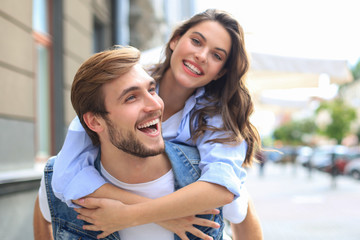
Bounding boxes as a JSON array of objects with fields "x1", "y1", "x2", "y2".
[
  {"x1": 195, "y1": 114, "x2": 248, "y2": 200},
  {"x1": 52, "y1": 116, "x2": 106, "y2": 207}
]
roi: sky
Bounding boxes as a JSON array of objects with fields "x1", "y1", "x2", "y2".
[{"x1": 196, "y1": 0, "x2": 360, "y2": 66}]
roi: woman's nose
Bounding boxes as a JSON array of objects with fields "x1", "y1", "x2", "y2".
[{"x1": 195, "y1": 49, "x2": 208, "y2": 63}]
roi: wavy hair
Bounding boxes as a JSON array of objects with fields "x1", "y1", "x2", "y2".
[{"x1": 150, "y1": 9, "x2": 260, "y2": 166}]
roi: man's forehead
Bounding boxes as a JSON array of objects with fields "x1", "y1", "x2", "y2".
[
  {"x1": 119, "y1": 64, "x2": 154, "y2": 87},
  {"x1": 103, "y1": 64, "x2": 155, "y2": 96}
]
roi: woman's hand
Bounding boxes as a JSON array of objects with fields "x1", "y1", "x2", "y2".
[
  {"x1": 73, "y1": 197, "x2": 136, "y2": 239},
  {"x1": 73, "y1": 197, "x2": 220, "y2": 240},
  {"x1": 157, "y1": 208, "x2": 220, "y2": 240}
]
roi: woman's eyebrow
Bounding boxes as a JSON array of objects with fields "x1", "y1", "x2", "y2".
[{"x1": 192, "y1": 31, "x2": 228, "y2": 57}]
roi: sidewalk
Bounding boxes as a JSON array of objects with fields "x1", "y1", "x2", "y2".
[{"x1": 245, "y1": 162, "x2": 360, "y2": 240}]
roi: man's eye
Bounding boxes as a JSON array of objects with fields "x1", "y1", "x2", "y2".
[
  {"x1": 149, "y1": 87, "x2": 156, "y2": 93},
  {"x1": 125, "y1": 95, "x2": 136, "y2": 102}
]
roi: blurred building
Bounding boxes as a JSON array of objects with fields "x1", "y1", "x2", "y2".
[{"x1": 0, "y1": 0, "x2": 193, "y2": 239}]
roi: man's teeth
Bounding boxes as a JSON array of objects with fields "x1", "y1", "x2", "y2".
[
  {"x1": 138, "y1": 119, "x2": 159, "y2": 129},
  {"x1": 184, "y1": 62, "x2": 201, "y2": 75}
]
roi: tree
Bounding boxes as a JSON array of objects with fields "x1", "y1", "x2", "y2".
[
  {"x1": 351, "y1": 59, "x2": 360, "y2": 80},
  {"x1": 315, "y1": 98, "x2": 357, "y2": 143},
  {"x1": 273, "y1": 118, "x2": 317, "y2": 145}
]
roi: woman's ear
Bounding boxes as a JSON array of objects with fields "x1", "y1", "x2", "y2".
[
  {"x1": 215, "y1": 68, "x2": 227, "y2": 80},
  {"x1": 83, "y1": 112, "x2": 104, "y2": 133},
  {"x1": 169, "y1": 37, "x2": 180, "y2": 51}
]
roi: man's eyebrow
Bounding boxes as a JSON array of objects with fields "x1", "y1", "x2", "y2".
[
  {"x1": 192, "y1": 31, "x2": 228, "y2": 57},
  {"x1": 118, "y1": 86, "x2": 139, "y2": 100},
  {"x1": 149, "y1": 79, "x2": 156, "y2": 87},
  {"x1": 118, "y1": 79, "x2": 157, "y2": 100}
]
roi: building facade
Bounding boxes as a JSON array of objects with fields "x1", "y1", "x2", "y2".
[{"x1": 0, "y1": 0, "x2": 194, "y2": 238}]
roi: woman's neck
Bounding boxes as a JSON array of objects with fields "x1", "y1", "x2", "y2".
[{"x1": 159, "y1": 69, "x2": 194, "y2": 121}]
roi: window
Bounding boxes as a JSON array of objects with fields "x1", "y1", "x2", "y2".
[{"x1": 33, "y1": 0, "x2": 52, "y2": 162}]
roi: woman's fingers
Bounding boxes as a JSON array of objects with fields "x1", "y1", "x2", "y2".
[
  {"x1": 194, "y1": 217, "x2": 220, "y2": 229},
  {"x1": 73, "y1": 197, "x2": 102, "y2": 209},
  {"x1": 74, "y1": 206, "x2": 95, "y2": 216},
  {"x1": 96, "y1": 231, "x2": 112, "y2": 239},
  {"x1": 82, "y1": 224, "x2": 101, "y2": 231},
  {"x1": 176, "y1": 232, "x2": 190, "y2": 240},
  {"x1": 76, "y1": 212, "x2": 94, "y2": 224},
  {"x1": 197, "y1": 208, "x2": 220, "y2": 215},
  {"x1": 186, "y1": 227, "x2": 214, "y2": 240}
]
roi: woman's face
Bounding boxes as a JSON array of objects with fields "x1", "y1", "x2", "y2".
[{"x1": 169, "y1": 20, "x2": 231, "y2": 91}]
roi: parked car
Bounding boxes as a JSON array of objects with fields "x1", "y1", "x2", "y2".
[
  {"x1": 302, "y1": 145, "x2": 359, "y2": 175},
  {"x1": 314, "y1": 146, "x2": 360, "y2": 175},
  {"x1": 344, "y1": 158, "x2": 360, "y2": 180},
  {"x1": 295, "y1": 146, "x2": 313, "y2": 167}
]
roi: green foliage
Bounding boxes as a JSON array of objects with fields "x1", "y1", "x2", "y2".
[
  {"x1": 315, "y1": 98, "x2": 357, "y2": 143},
  {"x1": 351, "y1": 59, "x2": 360, "y2": 80},
  {"x1": 273, "y1": 99, "x2": 357, "y2": 145},
  {"x1": 273, "y1": 118, "x2": 317, "y2": 145}
]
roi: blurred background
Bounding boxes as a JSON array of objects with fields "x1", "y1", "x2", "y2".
[{"x1": 0, "y1": 0, "x2": 359, "y2": 239}]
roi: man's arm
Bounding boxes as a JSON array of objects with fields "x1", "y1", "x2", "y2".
[
  {"x1": 231, "y1": 198, "x2": 263, "y2": 240},
  {"x1": 33, "y1": 195, "x2": 53, "y2": 240}
]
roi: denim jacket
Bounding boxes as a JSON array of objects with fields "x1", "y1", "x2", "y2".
[{"x1": 44, "y1": 141, "x2": 224, "y2": 240}]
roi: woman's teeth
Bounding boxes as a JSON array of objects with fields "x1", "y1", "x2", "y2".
[{"x1": 184, "y1": 61, "x2": 201, "y2": 75}]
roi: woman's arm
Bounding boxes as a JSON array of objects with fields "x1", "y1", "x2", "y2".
[
  {"x1": 74, "y1": 181, "x2": 233, "y2": 236},
  {"x1": 52, "y1": 117, "x2": 104, "y2": 207}
]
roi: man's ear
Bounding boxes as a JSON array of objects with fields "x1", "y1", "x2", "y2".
[
  {"x1": 169, "y1": 37, "x2": 180, "y2": 51},
  {"x1": 83, "y1": 112, "x2": 104, "y2": 133}
]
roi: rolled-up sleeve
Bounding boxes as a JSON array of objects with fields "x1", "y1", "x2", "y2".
[
  {"x1": 196, "y1": 115, "x2": 247, "y2": 199},
  {"x1": 52, "y1": 117, "x2": 106, "y2": 207}
]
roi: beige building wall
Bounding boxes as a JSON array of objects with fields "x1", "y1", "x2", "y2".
[
  {"x1": 0, "y1": 0, "x2": 35, "y2": 172},
  {"x1": 0, "y1": 0, "x2": 34, "y2": 120},
  {"x1": 63, "y1": 0, "x2": 112, "y2": 125},
  {"x1": 0, "y1": 1, "x2": 192, "y2": 238}
]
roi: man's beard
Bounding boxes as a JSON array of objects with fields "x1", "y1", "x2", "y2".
[{"x1": 105, "y1": 118, "x2": 164, "y2": 158}]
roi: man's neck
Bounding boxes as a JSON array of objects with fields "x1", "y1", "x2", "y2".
[{"x1": 99, "y1": 144, "x2": 171, "y2": 184}]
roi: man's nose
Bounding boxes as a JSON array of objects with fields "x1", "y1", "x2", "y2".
[{"x1": 143, "y1": 92, "x2": 163, "y2": 112}]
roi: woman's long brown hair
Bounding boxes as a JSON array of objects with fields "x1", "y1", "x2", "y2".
[{"x1": 150, "y1": 9, "x2": 261, "y2": 166}]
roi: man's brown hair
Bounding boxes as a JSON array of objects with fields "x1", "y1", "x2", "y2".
[{"x1": 71, "y1": 46, "x2": 140, "y2": 145}]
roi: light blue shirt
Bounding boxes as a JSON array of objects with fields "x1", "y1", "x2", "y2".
[{"x1": 52, "y1": 87, "x2": 247, "y2": 207}]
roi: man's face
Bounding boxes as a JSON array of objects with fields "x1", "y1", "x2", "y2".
[{"x1": 101, "y1": 64, "x2": 165, "y2": 157}]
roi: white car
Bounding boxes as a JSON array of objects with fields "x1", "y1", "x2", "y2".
[{"x1": 344, "y1": 158, "x2": 360, "y2": 180}]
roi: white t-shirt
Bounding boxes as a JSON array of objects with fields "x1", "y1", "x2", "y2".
[{"x1": 39, "y1": 164, "x2": 175, "y2": 240}]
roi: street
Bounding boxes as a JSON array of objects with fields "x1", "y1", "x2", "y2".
[{"x1": 246, "y1": 162, "x2": 360, "y2": 240}]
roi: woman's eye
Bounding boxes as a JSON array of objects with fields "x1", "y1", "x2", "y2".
[
  {"x1": 214, "y1": 53, "x2": 222, "y2": 61},
  {"x1": 191, "y1": 38, "x2": 201, "y2": 45}
]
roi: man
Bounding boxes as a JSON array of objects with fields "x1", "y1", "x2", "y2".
[{"x1": 33, "y1": 46, "x2": 231, "y2": 240}]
